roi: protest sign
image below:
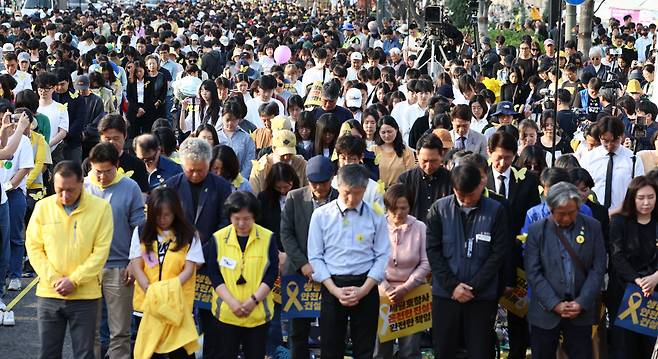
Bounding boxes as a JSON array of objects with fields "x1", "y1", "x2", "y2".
[
  {"x1": 499, "y1": 268, "x2": 529, "y2": 317},
  {"x1": 615, "y1": 283, "x2": 658, "y2": 337},
  {"x1": 281, "y1": 274, "x2": 322, "y2": 319},
  {"x1": 377, "y1": 284, "x2": 433, "y2": 342}
]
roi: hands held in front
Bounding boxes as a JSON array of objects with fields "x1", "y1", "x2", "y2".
[
  {"x1": 386, "y1": 286, "x2": 409, "y2": 304},
  {"x1": 228, "y1": 296, "x2": 258, "y2": 317},
  {"x1": 635, "y1": 274, "x2": 658, "y2": 297},
  {"x1": 451, "y1": 283, "x2": 474, "y2": 303},
  {"x1": 553, "y1": 301, "x2": 582, "y2": 319},
  {"x1": 54, "y1": 277, "x2": 75, "y2": 296},
  {"x1": 332, "y1": 285, "x2": 367, "y2": 307}
]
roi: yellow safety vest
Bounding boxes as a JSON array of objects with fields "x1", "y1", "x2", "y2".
[
  {"x1": 133, "y1": 236, "x2": 195, "y2": 313},
  {"x1": 211, "y1": 224, "x2": 274, "y2": 328}
]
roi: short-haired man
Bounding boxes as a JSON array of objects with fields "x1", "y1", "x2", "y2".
[
  {"x1": 307, "y1": 164, "x2": 390, "y2": 359},
  {"x1": 486, "y1": 131, "x2": 541, "y2": 358},
  {"x1": 524, "y1": 182, "x2": 606, "y2": 359},
  {"x1": 311, "y1": 81, "x2": 354, "y2": 125},
  {"x1": 83, "y1": 114, "x2": 150, "y2": 193},
  {"x1": 85, "y1": 143, "x2": 145, "y2": 358},
  {"x1": 36, "y1": 73, "x2": 69, "y2": 160},
  {"x1": 426, "y1": 163, "x2": 509, "y2": 358},
  {"x1": 133, "y1": 134, "x2": 182, "y2": 190},
  {"x1": 401, "y1": 79, "x2": 433, "y2": 145},
  {"x1": 281, "y1": 155, "x2": 339, "y2": 358},
  {"x1": 581, "y1": 116, "x2": 644, "y2": 211},
  {"x1": 301, "y1": 48, "x2": 333, "y2": 90},
  {"x1": 332, "y1": 135, "x2": 384, "y2": 211},
  {"x1": 244, "y1": 75, "x2": 286, "y2": 128},
  {"x1": 450, "y1": 104, "x2": 487, "y2": 157},
  {"x1": 26, "y1": 161, "x2": 113, "y2": 358},
  {"x1": 2, "y1": 53, "x2": 33, "y2": 94}
]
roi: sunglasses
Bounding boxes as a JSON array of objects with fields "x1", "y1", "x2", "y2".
[{"x1": 531, "y1": 48, "x2": 540, "y2": 52}]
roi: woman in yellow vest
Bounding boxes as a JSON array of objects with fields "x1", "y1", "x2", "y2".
[
  {"x1": 205, "y1": 191, "x2": 279, "y2": 359},
  {"x1": 129, "y1": 187, "x2": 204, "y2": 358}
]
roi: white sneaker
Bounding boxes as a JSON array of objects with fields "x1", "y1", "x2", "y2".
[
  {"x1": 2, "y1": 311, "x2": 14, "y2": 326},
  {"x1": 0, "y1": 298, "x2": 6, "y2": 311},
  {"x1": 7, "y1": 278, "x2": 21, "y2": 291}
]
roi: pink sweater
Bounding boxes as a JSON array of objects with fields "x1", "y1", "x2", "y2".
[{"x1": 379, "y1": 215, "x2": 431, "y2": 294}]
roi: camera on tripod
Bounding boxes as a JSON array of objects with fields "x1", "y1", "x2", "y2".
[
  {"x1": 634, "y1": 115, "x2": 647, "y2": 140},
  {"x1": 424, "y1": 4, "x2": 445, "y2": 38}
]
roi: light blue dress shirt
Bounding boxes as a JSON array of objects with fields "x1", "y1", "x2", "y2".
[
  {"x1": 307, "y1": 198, "x2": 390, "y2": 283},
  {"x1": 217, "y1": 127, "x2": 256, "y2": 179}
]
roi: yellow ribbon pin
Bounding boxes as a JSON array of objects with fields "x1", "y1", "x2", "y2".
[
  {"x1": 618, "y1": 292, "x2": 643, "y2": 325},
  {"x1": 356, "y1": 233, "x2": 365, "y2": 242},
  {"x1": 576, "y1": 235, "x2": 585, "y2": 244},
  {"x1": 283, "y1": 281, "x2": 304, "y2": 312}
]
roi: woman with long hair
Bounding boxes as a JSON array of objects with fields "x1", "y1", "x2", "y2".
[
  {"x1": 372, "y1": 116, "x2": 416, "y2": 188},
  {"x1": 234, "y1": 73, "x2": 252, "y2": 101},
  {"x1": 537, "y1": 110, "x2": 573, "y2": 163},
  {"x1": 501, "y1": 65, "x2": 530, "y2": 108},
  {"x1": 205, "y1": 191, "x2": 279, "y2": 359},
  {"x1": 180, "y1": 80, "x2": 222, "y2": 134},
  {"x1": 515, "y1": 145, "x2": 548, "y2": 179},
  {"x1": 314, "y1": 113, "x2": 340, "y2": 157},
  {"x1": 295, "y1": 111, "x2": 316, "y2": 155},
  {"x1": 129, "y1": 187, "x2": 203, "y2": 358},
  {"x1": 211, "y1": 145, "x2": 253, "y2": 192},
  {"x1": 469, "y1": 95, "x2": 489, "y2": 134},
  {"x1": 145, "y1": 55, "x2": 168, "y2": 119},
  {"x1": 361, "y1": 107, "x2": 380, "y2": 149},
  {"x1": 194, "y1": 124, "x2": 220, "y2": 148},
  {"x1": 609, "y1": 176, "x2": 658, "y2": 359},
  {"x1": 125, "y1": 60, "x2": 154, "y2": 138}
]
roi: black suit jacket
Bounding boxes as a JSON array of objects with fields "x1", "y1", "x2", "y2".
[{"x1": 487, "y1": 166, "x2": 541, "y2": 287}]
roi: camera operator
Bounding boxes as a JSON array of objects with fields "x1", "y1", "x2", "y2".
[
  {"x1": 556, "y1": 89, "x2": 578, "y2": 138},
  {"x1": 573, "y1": 77, "x2": 603, "y2": 122}
]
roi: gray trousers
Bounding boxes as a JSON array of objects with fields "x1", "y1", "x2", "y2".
[
  {"x1": 37, "y1": 297, "x2": 100, "y2": 359},
  {"x1": 373, "y1": 332, "x2": 422, "y2": 359}
]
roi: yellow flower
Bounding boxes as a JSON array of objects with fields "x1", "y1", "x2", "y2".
[
  {"x1": 375, "y1": 180, "x2": 385, "y2": 195},
  {"x1": 231, "y1": 174, "x2": 245, "y2": 189},
  {"x1": 373, "y1": 151, "x2": 381, "y2": 166},
  {"x1": 117, "y1": 167, "x2": 134, "y2": 178},
  {"x1": 481, "y1": 77, "x2": 502, "y2": 102},
  {"x1": 576, "y1": 235, "x2": 585, "y2": 244}
]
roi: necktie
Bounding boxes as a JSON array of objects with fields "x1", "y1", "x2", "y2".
[
  {"x1": 604, "y1": 152, "x2": 615, "y2": 208},
  {"x1": 498, "y1": 175, "x2": 507, "y2": 198},
  {"x1": 458, "y1": 136, "x2": 466, "y2": 150}
]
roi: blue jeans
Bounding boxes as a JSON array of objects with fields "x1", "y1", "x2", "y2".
[
  {"x1": 8, "y1": 189, "x2": 27, "y2": 279},
  {"x1": 0, "y1": 201, "x2": 9, "y2": 296}
]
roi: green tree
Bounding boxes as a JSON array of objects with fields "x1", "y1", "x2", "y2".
[{"x1": 446, "y1": 0, "x2": 470, "y2": 28}]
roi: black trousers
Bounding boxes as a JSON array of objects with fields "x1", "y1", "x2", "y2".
[
  {"x1": 320, "y1": 274, "x2": 379, "y2": 359},
  {"x1": 432, "y1": 296, "x2": 498, "y2": 359},
  {"x1": 217, "y1": 320, "x2": 269, "y2": 359},
  {"x1": 530, "y1": 320, "x2": 592, "y2": 359},
  {"x1": 199, "y1": 308, "x2": 223, "y2": 359},
  {"x1": 507, "y1": 311, "x2": 530, "y2": 359},
  {"x1": 290, "y1": 317, "x2": 313, "y2": 359}
]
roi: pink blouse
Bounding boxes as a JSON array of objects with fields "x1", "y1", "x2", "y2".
[{"x1": 379, "y1": 215, "x2": 431, "y2": 294}]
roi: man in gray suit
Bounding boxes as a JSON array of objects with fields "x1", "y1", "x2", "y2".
[
  {"x1": 524, "y1": 182, "x2": 606, "y2": 359},
  {"x1": 280, "y1": 155, "x2": 338, "y2": 359},
  {"x1": 449, "y1": 104, "x2": 488, "y2": 157}
]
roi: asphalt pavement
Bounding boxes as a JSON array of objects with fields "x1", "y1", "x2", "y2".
[{"x1": 0, "y1": 277, "x2": 74, "y2": 358}]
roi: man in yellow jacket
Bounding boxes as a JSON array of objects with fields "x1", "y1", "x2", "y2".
[{"x1": 26, "y1": 160, "x2": 113, "y2": 359}]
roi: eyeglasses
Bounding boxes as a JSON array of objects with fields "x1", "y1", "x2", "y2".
[
  {"x1": 531, "y1": 48, "x2": 540, "y2": 52},
  {"x1": 38, "y1": 86, "x2": 53, "y2": 91}
]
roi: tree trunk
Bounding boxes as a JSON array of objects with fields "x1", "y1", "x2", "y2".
[
  {"x1": 578, "y1": 0, "x2": 594, "y2": 58},
  {"x1": 565, "y1": 5, "x2": 576, "y2": 42},
  {"x1": 477, "y1": 0, "x2": 490, "y2": 39}
]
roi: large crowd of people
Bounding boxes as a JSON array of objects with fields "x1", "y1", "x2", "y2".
[{"x1": 0, "y1": 0, "x2": 657, "y2": 358}]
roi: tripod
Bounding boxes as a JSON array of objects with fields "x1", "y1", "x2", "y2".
[{"x1": 416, "y1": 34, "x2": 448, "y2": 81}]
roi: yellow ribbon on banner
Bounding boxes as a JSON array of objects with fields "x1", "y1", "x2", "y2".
[
  {"x1": 378, "y1": 304, "x2": 391, "y2": 336},
  {"x1": 283, "y1": 281, "x2": 303, "y2": 312},
  {"x1": 618, "y1": 292, "x2": 643, "y2": 324}
]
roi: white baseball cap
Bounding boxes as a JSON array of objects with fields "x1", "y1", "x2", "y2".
[
  {"x1": 2, "y1": 43, "x2": 14, "y2": 52},
  {"x1": 350, "y1": 52, "x2": 363, "y2": 61},
  {"x1": 345, "y1": 88, "x2": 362, "y2": 108}
]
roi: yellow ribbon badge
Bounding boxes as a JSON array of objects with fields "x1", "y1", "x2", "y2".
[
  {"x1": 356, "y1": 233, "x2": 365, "y2": 242},
  {"x1": 283, "y1": 281, "x2": 304, "y2": 312},
  {"x1": 511, "y1": 167, "x2": 527, "y2": 182},
  {"x1": 618, "y1": 292, "x2": 643, "y2": 324},
  {"x1": 576, "y1": 235, "x2": 585, "y2": 244}
]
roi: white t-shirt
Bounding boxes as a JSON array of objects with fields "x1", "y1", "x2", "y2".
[
  {"x1": 301, "y1": 67, "x2": 333, "y2": 91},
  {"x1": 0, "y1": 135, "x2": 34, "y2": 201},
  {"x1": 245, "y1": 97, "x2": 285, "y2": 128},
  {"x1": 128, "y1": 227, "x2": 205, "y2": 264},
  {"x1": 38, "y1": 101, "x2": 69, "y2": 149}
]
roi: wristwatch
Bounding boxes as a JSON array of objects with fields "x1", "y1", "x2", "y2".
[{"x1": 251, "y1": 294, "x2": 259, "y2": 304}]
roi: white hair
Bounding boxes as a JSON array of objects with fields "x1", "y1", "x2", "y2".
[
  {"x1": 179, "y1": 137, "x2": 212, "y2": 163},
  {"x1": 589, "y1": 46, "x2": 603, "y2": 59}
]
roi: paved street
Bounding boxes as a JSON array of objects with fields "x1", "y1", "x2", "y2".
[{"x1": 0, "y1": 277, "x2": 73, "y2": 358}]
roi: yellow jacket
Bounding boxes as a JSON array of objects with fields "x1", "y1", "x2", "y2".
[
  {"x1": 132, "y1": 239, "x2": 196, "y2": 313},
  {"x1": 211, "y1": 224, "x2": 275, "y2": 328},
  {"x1": 26, "y1": 131, "x2": 49, "y2": 190},
  {"x1": 26, "y1": 190, "x2": 113, "y2": 300},
  {"x1": 134, "y1": 278, "x2": 200, "y2": 359},
  {"x1": 249, "y1": 154, "x2": 308, "y2": 194}
]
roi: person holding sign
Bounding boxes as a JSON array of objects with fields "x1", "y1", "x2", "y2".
[
  {"x1": 609, "y1": 176, "x2": 658, "y2": 359},
  {"x1": 204, "y1": 191, "x2": 279, "y2": 359},
  {"x1": 373, "y1": 184, "x2": 430, "y2": 359},
  {"x1": 524, "y1": 182, "x2": 606, "y2": 359},
  {"x1": 307, "y1": 164, "x2": 390, "y2": 359},
  {"x1": 280, "y1": 155, "x2": 338, "y2": 359},
  {"x1": 426, "y1": 162, "x2": 510, "y2": 359}
]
